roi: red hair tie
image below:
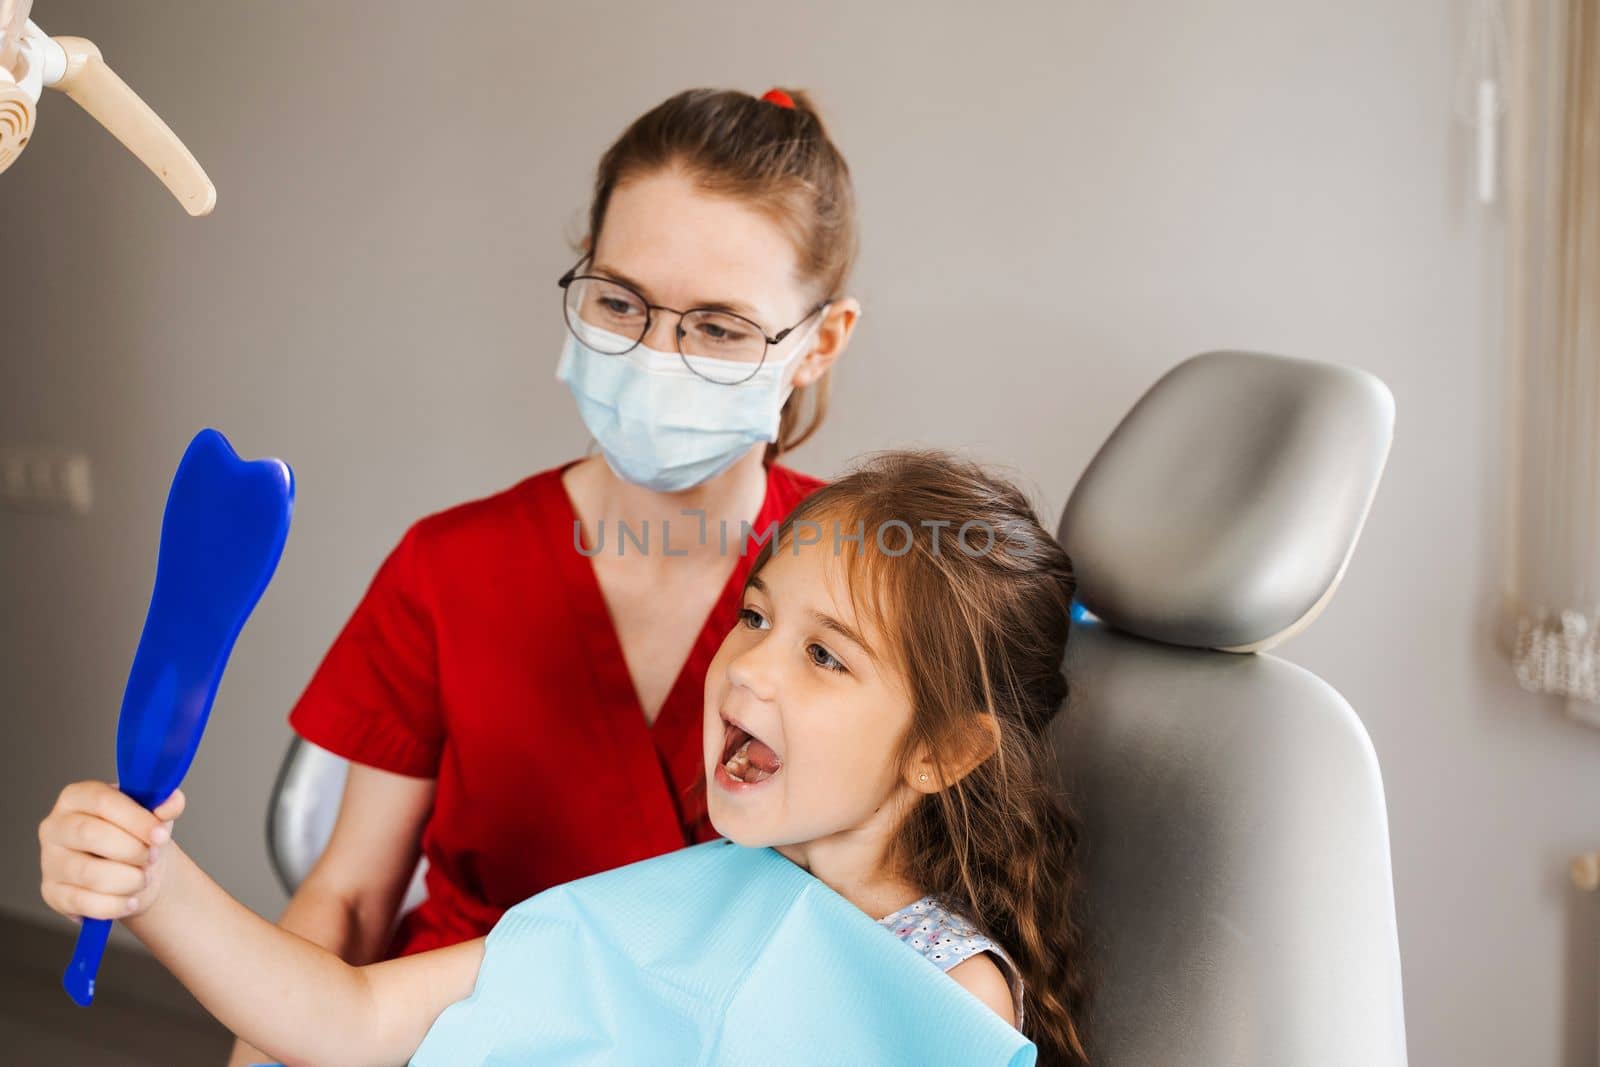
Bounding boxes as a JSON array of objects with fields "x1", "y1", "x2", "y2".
[{"x1": 760, "y1": 88, "x2": 796, "y2": 110}]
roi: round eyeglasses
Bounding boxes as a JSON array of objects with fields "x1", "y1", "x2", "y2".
[{"x1": 558, "y1": 258, "x2": 828, "y2": 385}]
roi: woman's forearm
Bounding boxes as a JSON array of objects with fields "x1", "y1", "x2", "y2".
[
  {"x1": 273, "y1": 870, "x2": 395, "y2": 964},
  {"x1": 128, "y1": 844, "x2": 381, "y2": 1067}
]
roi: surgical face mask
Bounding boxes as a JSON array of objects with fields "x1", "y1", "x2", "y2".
[{"x1": 556, "y1": 314, "x2": 824, "y2": 493}]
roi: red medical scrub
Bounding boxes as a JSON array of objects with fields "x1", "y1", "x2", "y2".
[{"x1": 288, "y1": 457, "x2": 825, "y2": 957}]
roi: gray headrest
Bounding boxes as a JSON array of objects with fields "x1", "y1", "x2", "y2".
[{"x1": 1057, "y1": 351, "x2": 1393, "y2": 653}]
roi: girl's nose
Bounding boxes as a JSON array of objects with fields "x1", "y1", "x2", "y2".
[{"x1": 726, "y1": 642, "x2": 780, "y2": 703}]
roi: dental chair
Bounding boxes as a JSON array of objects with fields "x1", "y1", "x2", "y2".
[
  {"x1": 267, "y1": 349, "x2": 1406, "y2": 1066},
  {"x1": 1052, "y1": 350, "x2": 1405, "y2": 1065}
]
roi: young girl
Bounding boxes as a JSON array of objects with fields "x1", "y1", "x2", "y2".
[{"x1": 38, "y1": 449, "x2": 1094, "y2": 1065}]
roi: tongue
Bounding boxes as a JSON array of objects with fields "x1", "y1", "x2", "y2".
[{"x1": 744, "y1": 737, "x2": 782, "y2": 773}]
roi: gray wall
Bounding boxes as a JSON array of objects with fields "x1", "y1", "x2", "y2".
[{"x1": 2, "y1": 2, "x2": 1595, "y2": 1064}]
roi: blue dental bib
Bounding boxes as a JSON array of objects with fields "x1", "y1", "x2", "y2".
[{"x1": 411, "y1": 838, "x2": 1037, "y2": 1066}]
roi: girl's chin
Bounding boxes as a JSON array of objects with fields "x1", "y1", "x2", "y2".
[
  {"x1": 706, "y1": 797, "x2": 778, "y2": 848},
  {"x1": 708, "y1": 816, "x2": 774, "y2": 847}
]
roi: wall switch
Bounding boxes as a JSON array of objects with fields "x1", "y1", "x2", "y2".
[{"x1": 0, "y1": 448, "x2": 93, "y2": 515}]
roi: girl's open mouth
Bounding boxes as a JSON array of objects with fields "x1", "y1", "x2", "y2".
[{"x1": 717, "y1": 715, "x2": 783, "y2": 788}]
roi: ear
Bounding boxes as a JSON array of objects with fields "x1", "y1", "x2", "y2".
[
  {"x1": 790, "y1": 297, "x2": 860, "y2": 390},
  {"x1": 907, "y1": 713, "x2": 1002, "y2": 794}
]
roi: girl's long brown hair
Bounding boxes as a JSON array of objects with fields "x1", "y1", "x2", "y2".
[
  {"x1": 745, "y1": 448, "x2": 1094, "y2": 1065},
  {"x1": 584, "y1": 87, "x2": 858, "y2": 465}
]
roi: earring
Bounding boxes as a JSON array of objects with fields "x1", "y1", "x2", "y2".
[{"x1": 918, "y1": 773, "x2": 929, "y2": 782}]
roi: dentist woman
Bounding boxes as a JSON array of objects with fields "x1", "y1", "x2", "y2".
[{"x1": 223, "y1": 86, "x2": 860, "y2": 1066}]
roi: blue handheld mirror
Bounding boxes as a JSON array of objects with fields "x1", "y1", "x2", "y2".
[{"x1": 63, "y1": 428, "x2": 293, "y2": 1006}]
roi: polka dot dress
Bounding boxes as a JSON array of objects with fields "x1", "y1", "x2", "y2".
[{"x1": 875, "y1": 895, "x2": 1026, "y2": 1030}]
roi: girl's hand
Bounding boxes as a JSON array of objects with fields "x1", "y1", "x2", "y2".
[{"x1": 38, "y1": 781, "x2": 187, "y2": 921}]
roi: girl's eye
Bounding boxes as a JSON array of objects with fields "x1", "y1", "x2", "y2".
[
  {"x1": 808, "y1": 643, "x2": 846, "y2": 674},
  {"x1": 738, "y1": 607, "x2": 846, "y2": 674}
]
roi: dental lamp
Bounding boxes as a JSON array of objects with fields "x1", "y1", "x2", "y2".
[{"x1": 0, "y1": 0, "x2": 214, "y2": 214}]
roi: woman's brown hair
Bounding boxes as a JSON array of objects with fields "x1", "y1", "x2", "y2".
[
  {"x1": 744, "y1": 448, "x2": 1094, "y2": 1065},
  {"x1": 583, "y1": 87, "x2": 858, "y2": 465}
]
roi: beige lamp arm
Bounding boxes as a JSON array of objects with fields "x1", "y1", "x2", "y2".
[
  {"x1": 50, "y1": 35, "x2": 213, "y2": 216},
  {"x1": 0, "y1": 0, "x2": 26, "y2": 75}
]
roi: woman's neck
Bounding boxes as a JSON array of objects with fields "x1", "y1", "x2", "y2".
[{"x1": 563, "y1": 447, "x2": 770, "y2": 566}]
